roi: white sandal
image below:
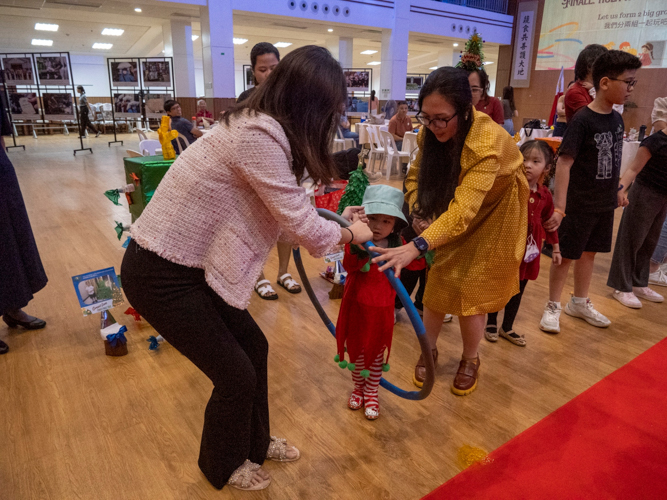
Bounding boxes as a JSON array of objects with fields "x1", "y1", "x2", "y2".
[
  {"x1": 277, "y1": 273, "x2": 302, "y2": 294},
  {"x1": 255, "y1": 279, "x2": 278, "y2": 300},
  {"x1": 227, "y1": 460, "x2": 271, "y2": 491},
  {"x1": 266, "y1": 436, "x2": 300, "y2": 462}
]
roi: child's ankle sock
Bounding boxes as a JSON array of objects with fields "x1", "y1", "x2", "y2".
[{"x1": 572, "y1": 296, "x2": 588, "y2": 304}]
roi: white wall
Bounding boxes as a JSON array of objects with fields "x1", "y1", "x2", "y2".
[{"x1": 70, "y1": 55, "x2": 110, "y2": 96}]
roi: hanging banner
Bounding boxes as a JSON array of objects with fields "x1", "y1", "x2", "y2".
[
  {"x1": 537, "y1": 0, "x2": 666, "y2": 70},
  {"x1": 511, "y1": 1, "x2": 538, "y2": 88}
]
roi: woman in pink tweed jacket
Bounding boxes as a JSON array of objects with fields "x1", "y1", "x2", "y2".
[{"x1": 121, "y1": 46, "x2": 372, "y2": 492}]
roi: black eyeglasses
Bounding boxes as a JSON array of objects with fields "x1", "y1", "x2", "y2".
[
  {"x1": 416, "y1": 112, "x2": 458, "y2": 129},
  {"x1": 608, "y1": 78, "x2": 637, "y2": 90}
]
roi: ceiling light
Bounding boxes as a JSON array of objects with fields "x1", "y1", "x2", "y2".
[
  {"x1": 134, "y1": 7, "x2": 142, "y2": 12},
  {"x1": 35, "y1": 23, "x2": 58, "y2": 32},
  {"x1": 453, "y1": 43, "x2": 459, "y2": 47},
  {"x1": 233, "y1": 38, "x2": 248, "y2": 45},
  {"x1": 367, "y1": 61, "x2": 381, "y2": 65},
  {"x1": 192, "y1": 35, "x2": 199, "y2": 41},
  {"x1": 93, "y1": 42, "x2": 113, "y2": 50},
  {"x1": 429, "y1": 66, "x2": 438, "y2": 70},
  {"x1": 483, "y1": 61, "x2": 494, "y2": 65},
  {"x1": 273, "y1": 42, "x2": 292, "y2": 48},
  {"x1": 31, "y1": 39, "x2": 53, "y2": 46},
  {"x1": 360, "y1": 50, "x2": 377, "y2": 55},
  {"x1": 328, "y1": 28, "x2": 333, "y2": 32},
  {"x1": 102, "y1": 28, "x2": 124, "y2": 36}
]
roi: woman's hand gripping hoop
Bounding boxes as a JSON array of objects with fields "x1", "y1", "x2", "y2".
[{"x1": 292, "y1": 208, "x2": 435, "y2": 400}]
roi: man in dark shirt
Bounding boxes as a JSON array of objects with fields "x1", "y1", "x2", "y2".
[{"x1": 165, "y1": 99, "x2": 202, "y2": 151}]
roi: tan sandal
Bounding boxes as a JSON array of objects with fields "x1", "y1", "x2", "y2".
[
  {"x1": 277, "y1": 273, "x2": 302, "y2": 294},
  {"x1": 227, "y1": 460, "x2": 271, "y2": 491},
  {"x1": 266, "y1": 436, "x2": 300, "y2": 462},
  {"x1": 500, "y1": 328, "x2": 526, "y2": 346}
]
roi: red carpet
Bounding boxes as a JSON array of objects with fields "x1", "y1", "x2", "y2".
[{"x1": 424, "y1": 338, "x2": 667, "y2": 500}]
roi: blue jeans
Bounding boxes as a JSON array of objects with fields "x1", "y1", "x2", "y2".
[
  {"x1": 342, "y1": 130, "x2": 358, "y2": 147},
  {"x1": 651, "y1": 219, "x2": 667, "y2": 265}
]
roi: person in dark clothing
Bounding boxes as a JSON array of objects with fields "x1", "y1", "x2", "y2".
[
  {"x1": 76, "y1": 85, "x2": 100, "y2": 138},
  {"x1": 0, "y1": 90, "x2": 48, "y2": 354}
]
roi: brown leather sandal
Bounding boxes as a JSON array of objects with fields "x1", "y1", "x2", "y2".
[
  {"x1": 413, "y1": 347, "x2": 438, "y2": 388},
  {"x1": 451, "y1": 355, "x2": 480, "y2": 396}
]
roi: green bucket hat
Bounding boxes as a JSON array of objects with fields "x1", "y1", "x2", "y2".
[{"x1": 361, "y1": 184, "x2": 408, "y2": 230}]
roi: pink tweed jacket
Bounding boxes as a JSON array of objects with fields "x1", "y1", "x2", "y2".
[{"x1": 131, "y1": 112, "x2": 341, "y2": 310}]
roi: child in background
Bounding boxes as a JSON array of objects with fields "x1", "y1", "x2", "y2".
[
  {"x1": 540, "y1": 50, "x2": 642, "y2": 334},
  {"x1": 486, "y1": 140, "x2": 561, "y2": 346},
  {"x1": 335, "y1": 185, "x2": 426, "y2": 420}
]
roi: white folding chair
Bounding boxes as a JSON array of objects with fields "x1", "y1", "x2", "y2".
[
  {"x1": 380, "y1": 131, "x2": 411, "y2": 180},
  {"x1": 125, "y1": 149, "x2": 143, "y2": 158},
  {"x1": 366, "y1": 126, "x2": 386, "y2": 173},
  {"x1": 136, "y1": 129, "x2": 148, "y2": 142},
  {"x1": 175, "y1": 133, "x2": 190, "y2": 154},
  {"x1": 139, "y1": 139, "x2": 161, "y2": 156}
]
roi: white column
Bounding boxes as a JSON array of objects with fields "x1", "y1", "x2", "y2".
[
  {"x1": 325, "y1": 37, "x2": 339, "y2": 61},
  {"x1": 339, "y1": 37, "x2": 353, "y2": 68},
  {"x1": 167, "y1": 20, "x2": 196, "y2": 97},
  {"x1": 379, "y1": 1, "x2": 409, "y2": 101},
  {"x1": 200, "y1": 0, "x2": 235, "y2": 98}
]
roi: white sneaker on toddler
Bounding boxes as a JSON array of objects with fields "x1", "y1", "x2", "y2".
[
  {"x1": 648, "y1": 269, "x2": 667, "y2": 287},
  {"x1": 633, "y1": 287, "x2": 664, "y2": 303},
  {"x1": 540, "y1": 301, "x2": 561, "y2": 333},
  {"x1": 564, "y1": 297, "x2": 610, "y2": 328},
  {"x1": 613, "y1": 290, "x2": 642, "y2": 309}
]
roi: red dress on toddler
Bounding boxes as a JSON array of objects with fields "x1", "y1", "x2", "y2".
[{"x1": 335, "y1": 238, "x2": 426, "y2": 419}]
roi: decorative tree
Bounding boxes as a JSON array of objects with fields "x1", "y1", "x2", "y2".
[
  {"x1": 336, "y1": 149, "x2": 370, "y2": 215},
  {"x1": 456, "y1": 32, "x2": 485, "y2": 71}
]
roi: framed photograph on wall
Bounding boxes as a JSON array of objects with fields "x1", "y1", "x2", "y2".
[
  {"x1": 42, "y1": 92, "x2": 74, "y2": 120},
  {"x1": 1, "y1": 57, "x2": 35, "y2": 85},
  {"x1": 344, "y1": 70, "x2": 370, "y2": 92},
  {"x1": 345, "y1": 95, "x2": 369, "y2": 116},
  {"x1": 113, "y1": 93, "x2": 141, "y2": 118},
  {"x1": 243, "y1": 65, "x2": 254, "y2": 91},
  {"x1": 8, "y1": 92, "x2": 40, "y2": 119},
  {"x1": 145, "y1": 93, "x2": 171, "y2": 118},
  {"x1": 36, "y1": 56, "x2": 70, "y2": 86},
  {"x1": 110, "y1": 61, "x2": 139, "y2": 87},
  {"x1": 142, "y1": 60, "x2": 171, "y2": 87},
  {"x1": 406, "y1": 76, "x2": 424, "y2": 92}
]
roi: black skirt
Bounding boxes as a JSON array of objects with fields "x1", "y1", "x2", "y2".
[{"x1": 0, "y1": 148, "x2": 48, "y2": 315}]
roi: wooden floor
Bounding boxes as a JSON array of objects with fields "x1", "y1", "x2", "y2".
[{"x1": 1, "y1": 133, "x2": 665, "y2": 500}]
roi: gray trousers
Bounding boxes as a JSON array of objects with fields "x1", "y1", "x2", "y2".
[{"x1": 607, "y1": 182, "x2": 667, "y2": 292}]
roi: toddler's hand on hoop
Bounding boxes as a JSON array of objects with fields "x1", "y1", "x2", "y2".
[
  {"x1": 341, "y1": 206, "x2": 368, "y2": 224},
  {"x1": 370, "y1": 243, "x2": 421, "y2": 278}
]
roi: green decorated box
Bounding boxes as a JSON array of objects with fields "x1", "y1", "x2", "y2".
[{"x1": 122, "y1": 155, "x2": 175, "y2": 222}]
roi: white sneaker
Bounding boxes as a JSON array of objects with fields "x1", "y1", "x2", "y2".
[
  {"x1": 660, "y1": 262, "x2": 667, "y2": 274},
  {"x1": 648, "y1": 269, "x2": 667, "y2": 287},
  {"x1": 443, "y1": 314, "x2": 453, "y2": 323},
  {"x1": 633, "y1": 287, "x2": 664, "y2": 303},
  {"x1": 613, "y1": 290, "x2": 642, "y2": 309},
  {"x1": 540, "y1": 301, "x2": 561, "y2": 333},
  {"x1": 564, "y1": 297, "x2": 611, "y2": 328},
  {"x1": 394, "y1": 308, "x2": 399, "y2": 324}
]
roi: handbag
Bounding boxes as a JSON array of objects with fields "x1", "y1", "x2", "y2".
[
  {"x1": 524, "y1": 234, "x2": 540, "y2": 263},
  {"x1": 522, "y1": 119, "x2": 541, "y2": 137}
]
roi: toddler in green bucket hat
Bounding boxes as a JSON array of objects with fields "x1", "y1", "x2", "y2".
[{"x1": 334, "y1": 184, "x2": 427, "y2": 420}]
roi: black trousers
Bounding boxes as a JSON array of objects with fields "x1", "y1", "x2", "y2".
[
  {"x1": 79, "y1": 106, "x2": 98, "y2": 135},
  {"x1": 121, "y1": 240, "x2": 270, "y2": 489},
  {"x1": 607, "y1": 182, "x2": 667, "y2": 292},
  {"x1": 395, "y1": 267, "x2": 426, "y2": 311},
  {"x1": 487, "y1": 279, "x2": 528, "y2": 332}
]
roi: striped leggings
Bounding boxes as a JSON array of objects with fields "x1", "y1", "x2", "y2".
[{"x1": 351, "y1": 351, "x2": 384, "y2": 411}]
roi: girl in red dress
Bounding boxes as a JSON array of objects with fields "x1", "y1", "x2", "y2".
[
  {"x1": 485, "y1": 140, "x2": 561, "y2": 346},
  {"x1": 335, "y1": 185, "x2": 427, "y2": 420}
]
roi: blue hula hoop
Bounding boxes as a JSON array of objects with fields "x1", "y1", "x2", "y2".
[{"x1": 292, "y1": 208, "x2": 435, "y2": 400}]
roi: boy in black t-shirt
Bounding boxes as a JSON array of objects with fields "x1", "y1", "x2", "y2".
[
  {"x1": 540, "y1": 50, "x2": 642, "y2": 334},
  {"x1": 607, "y1": 127, "x2": 667, "y2": 307}
]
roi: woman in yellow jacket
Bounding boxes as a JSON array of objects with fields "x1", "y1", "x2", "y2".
[{"x1": 372, "y1": 67, "x2": 528, "y2": 396}]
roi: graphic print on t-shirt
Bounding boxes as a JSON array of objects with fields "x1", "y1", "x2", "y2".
[{"x1": 594, "y1": 131, "x2": 613, "y2": 179}]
